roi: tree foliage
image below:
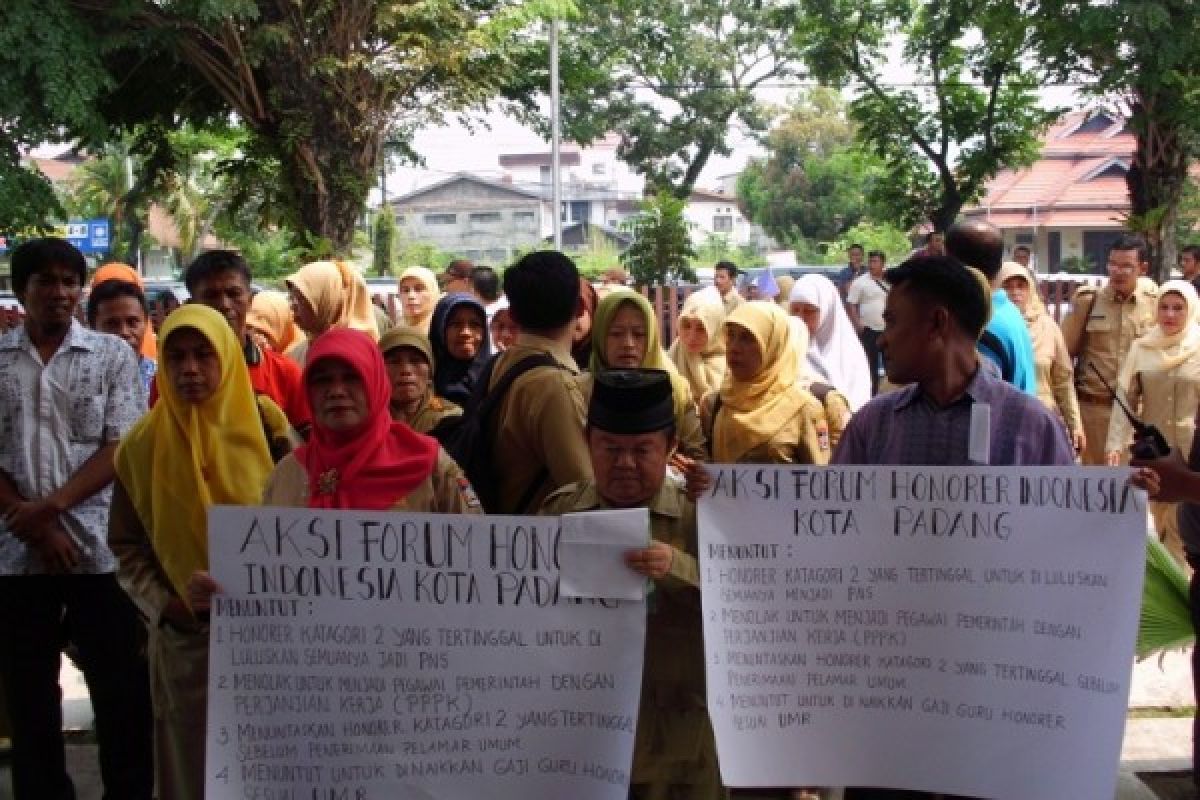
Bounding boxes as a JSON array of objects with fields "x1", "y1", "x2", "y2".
[
  {"x1": 620, "y1": 191, "x2": 697, "y2": 285},
  {"x1": 1032, "y1": 0, "x2": 1200, "y2": 282},
  {"x1": 0, "y1": 0, "x2": 561, "y2": 252},
  {"x1": 372, "y1": 208, "x2": 397, "y2": 277},
  {"x1": 737, "y1": 89, "x2": 883, "y2": 249},
  {"x1": 548, "y1": 0, "x2": 797, "y2": 198},
  {"x1": 792, "y1": 0, "x2": 1056, "y2": 232}
]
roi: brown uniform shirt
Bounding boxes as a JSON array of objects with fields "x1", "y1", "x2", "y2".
[
  {"x1": 539, "y1": 481, "x2": 721, "y2": 792},
  {"x1": 1060, "y1": 282, "x2": 1158, "y2": 401},
  {"x1": 487, "y1": 333, "x2": 592, "y2": 513},
  {"x1": 397, "y1": 391, "x2": 462, "y2": 435}
]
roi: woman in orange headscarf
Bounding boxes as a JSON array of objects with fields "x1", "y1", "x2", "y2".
[{"x1": 92, "y1": 262, "x2": 158, "y2": 359}]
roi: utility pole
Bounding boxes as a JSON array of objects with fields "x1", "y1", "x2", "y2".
[{"x1": 550, "y1": 18, "x2": 563, "y2": 250}]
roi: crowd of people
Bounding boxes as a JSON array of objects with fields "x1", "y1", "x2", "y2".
[{"x1": 1, "y1": 222, "x2": 1199, "y2": 800}]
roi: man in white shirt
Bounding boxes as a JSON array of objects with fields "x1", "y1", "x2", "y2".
[
  {"x1": 846, "y1": 249, "x2": 889, "y2": 394},
  {"x1": 0, "y1": 238, "x2": 152, "y2": 799}
]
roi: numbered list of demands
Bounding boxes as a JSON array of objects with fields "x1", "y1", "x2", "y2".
[
  {"x1": 205, "y1": 506, "x2": 645, "y2": 800},
  {"x1": 699, "y1": 466, "x2": 1146, "y2": 800}
]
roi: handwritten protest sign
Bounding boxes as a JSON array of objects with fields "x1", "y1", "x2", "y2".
[
  {"x1": 205, "y1": 506, "x2": 645, "y2": 800},
  {"x1": 700, "y1": 466, "x2": 1146, "y2": 799}
]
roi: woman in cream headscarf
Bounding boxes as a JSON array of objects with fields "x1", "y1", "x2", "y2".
[
  {"x1": 246, "y1": 289, "x2": 305, "y2": 362},
  {"x1": 997, "y1": 262, "x2": 1084, "y2": 452},
  {"x1": 1105, "y1": 280, "x2": 1200, "y2": 565},
  {"x1": 397, "y1": 266, "x2": 441, "y2": 333},
  {"x1": 109, "y1": 305, "x2": 290, "y2": 800},
  {"x1": 789, "y1": 274, "x2": 872, "y2": 411},
  {"x1": 668, "y1": 291, "x2": 726, "y2": 403},
  {"x1": 285, "y1": 260, "x2": 379, "y2": 362},
  {"x1": 586, "y1": 289, "x2": 706, "y2": 459},
  {"x1": 703, "y1": 302, "x2": 829, "y2": 465}
]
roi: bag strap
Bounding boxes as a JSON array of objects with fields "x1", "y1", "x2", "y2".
[{"x1": 978, "y1": 329, "x2": 1015, "y2": 382}]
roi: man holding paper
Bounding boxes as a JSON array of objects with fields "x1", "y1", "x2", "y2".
[{"x1": 541, "y1": 369, "x2": 724, "y2": 800}]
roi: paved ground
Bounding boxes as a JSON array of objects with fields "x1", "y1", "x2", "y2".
[{"x1": 1, "y1": 651, "x2": 1197, "y2": 799}]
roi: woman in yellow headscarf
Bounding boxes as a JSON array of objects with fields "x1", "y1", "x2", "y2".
[
  {"x1": 704, "y1": 302, "x2": 829, "y2": 465},
  {"x1": 108, "y1": 305, "x2": 289, "y2": 800},
  {"x1": 246, "y1": 289, "x2": 305, "y2": 361},
  {"x1": 397, "y1": 266, "x2": 441, "y2": 333},
  {"x1": 997, "y1": 262, "x2": 1084, "y2": 453},
  {"x1": 668, "y1": 290, "x2": 726, "y2": 403},
  {"x1": 285, "y1": 260, "x2": 379, "y2": 363},
  {"x1": 1105, "y1": 280, "x2": 1200, "y2": 566},
  {"x1": 585, "y1": 288, "x2": 706, "y2": 460}
]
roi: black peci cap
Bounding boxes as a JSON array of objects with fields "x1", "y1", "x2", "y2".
[{"x1": 589, "y1": 369, "x2": 675, "y2": 435}]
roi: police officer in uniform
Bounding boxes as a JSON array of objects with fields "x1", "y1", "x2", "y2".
[
  {"x1": 540, "y1": 369, "x2": 725, "y2": 800},
  {"x1": 1061, "y1": 234, "x2": 1159, "y2": 465}
]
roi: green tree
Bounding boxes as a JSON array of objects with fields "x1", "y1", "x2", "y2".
[
  {"x1": 1033, "y1": 0, "x2": 1200, "y2": 282},
  {"x1": 823, "y1": 222, "x2": 914, "y2": 266},
  {"x1": 620, "y1": 191, "x2": 697, "y2": 285},
  {"x1": 737, "y1": 89, "x2": 883, "y2": 248},
  {"x1": 547, "y1": 0, "x2": 797, "y2": 198},
  {"x1": 693, "y1": 234, "x2": 766, "y2": 270},
  {"x1": 793, "y1": 0, "x2": 1056, "y2": 232},
  {"x1": 0, "y1": 0, "x2": 560, "y2": 252},
  {"x1": 372, "y1": 209, "x2": 397, "y2": 277}
]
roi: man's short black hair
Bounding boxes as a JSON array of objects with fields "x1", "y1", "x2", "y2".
[
  {"x1": 945, "y1": 219, "x2": 1004, "y2": 280},
  {"x1": 503, "y1": 250, "x2": 580, "y2": 332},
  {"x1": 183, "y1": 249, "x2": 252, "y2": 293},
  {"x1": 471, "y1": 265, "x2": 500, "y2": 303},
  {"x1": 714, "y1": 260, "x2": 739, "y2": 278},
  {"x1": 1182, "y1": 244, "x2": 1200, "y2": 261},
  {"x1": 848, "y1": 243, "x2": 865, "y2": 253},
  {"x1": 1110, "y1": 233, "x2": 1150, "y2": 265},
  {"x1": 1013, "y1": 244, "x2": 1031, "y2": 255},
  {"x1": 867, "y1": 250, "x2": 886, "y2": 263},
  {"x1": 11, "y1": 237, "x2": 87, "y2": 294},
  {"x1": 885, "y1": 255, "x2": 990, "y2": 339},
  {"x1": 86, "y1": 279, "x2": 148, "y2": 326}
]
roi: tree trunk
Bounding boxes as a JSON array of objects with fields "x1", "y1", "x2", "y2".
[{"x1": 1126, "y1": 94, "x2": 1190, "y2": 283}]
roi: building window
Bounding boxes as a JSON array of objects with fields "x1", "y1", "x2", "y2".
[
  {"x1": 423, "y1": 213, "x2": 457, "y2": 225},
  {"x1": 395, "y1": 215, "x2": 406, "y2": 225},
  {"x1": 713, "y1": 215, "x2": 733, "y2": 233},
  {"x1": 468, "y1": 212, "x2": 502, "y2": 224},
  {"x1": 539, "y1": 166, "x2": 552, "y2": 184},
  {"x1": 513, "y1": 211, "x2": 537, "y2": 231},
  {"x1": 562, "y1": 201, "x2": 590, "y2": 223},
  {"x1": 592, "y1": 163, "x2": 607, "y2": 176}
]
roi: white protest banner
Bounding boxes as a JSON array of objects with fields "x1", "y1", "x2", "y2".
[
  {"x1": 699, "y1": 465, "x2": 1146, "y2": 799},
  {"x1": 205, "y1": 506, "x2": 645, "y2": 800}
]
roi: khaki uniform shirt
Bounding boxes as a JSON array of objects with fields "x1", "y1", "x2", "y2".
[
  {"x1": 1105, "y1": 364, "x2": 1200, "y2": 455},
  {"x1": 577, "y1": 372, "x2": 707, "y2": 460},
  {"x1": 540, "y1": 481, "x2": 720, "y2": 791},
  {"x1": 1061, "y1": 282, "x2": 1158, "y2": 402},
  {"x1": 262, "y1": 449, "x2": 483, "y2": 514},
  {"x1": 487, "y1": 333, "x2": 591, "y2": 513},
  {"x1": 397, "y1": 391, "x2": 462, "y2": 435}
]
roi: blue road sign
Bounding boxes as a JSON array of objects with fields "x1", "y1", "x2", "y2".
[{"x1": 65, "y1": 218, "x2": 111, "y2": 254}]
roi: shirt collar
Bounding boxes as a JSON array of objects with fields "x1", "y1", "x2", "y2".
[
  {"x1": 579, "y1": 480, "x2": 685, "y2": 519},
  {"x1": 895, "y1": 362, "x2": 997, "y2": 411},
  {"x1": 3, "y1": 319, "x2": 93, "y2": 354},
  {"x1": 513, "y1": 332, "x2": 577, "y2": 373},
  {"x1": 243, "y1": 335, "x2": 262, "y2": 366}
]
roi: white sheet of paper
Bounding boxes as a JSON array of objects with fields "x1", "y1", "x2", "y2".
[
  {"x1": 559, "y1": 508, "x2": 650, "y2": 600},
  {"x1": 969, "y1": 402, "x2": 991, "y2": 465}
]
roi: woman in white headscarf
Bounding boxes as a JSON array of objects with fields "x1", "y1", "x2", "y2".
[
  {"x1": 1105, "y1": 280, "x2": 1200, "y2": 566},
  {"x1": 789, "y1": 274, "x2": 872, "y2": 411}
]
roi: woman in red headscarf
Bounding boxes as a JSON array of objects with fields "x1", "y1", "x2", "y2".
[{"x1": 260, "y1": 328, "x2": 482, "y2": 512}]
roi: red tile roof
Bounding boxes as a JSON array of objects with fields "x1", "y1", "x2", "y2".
[{"x1": 963, "y1": 110, "x2": 1136, "y2": 229}]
